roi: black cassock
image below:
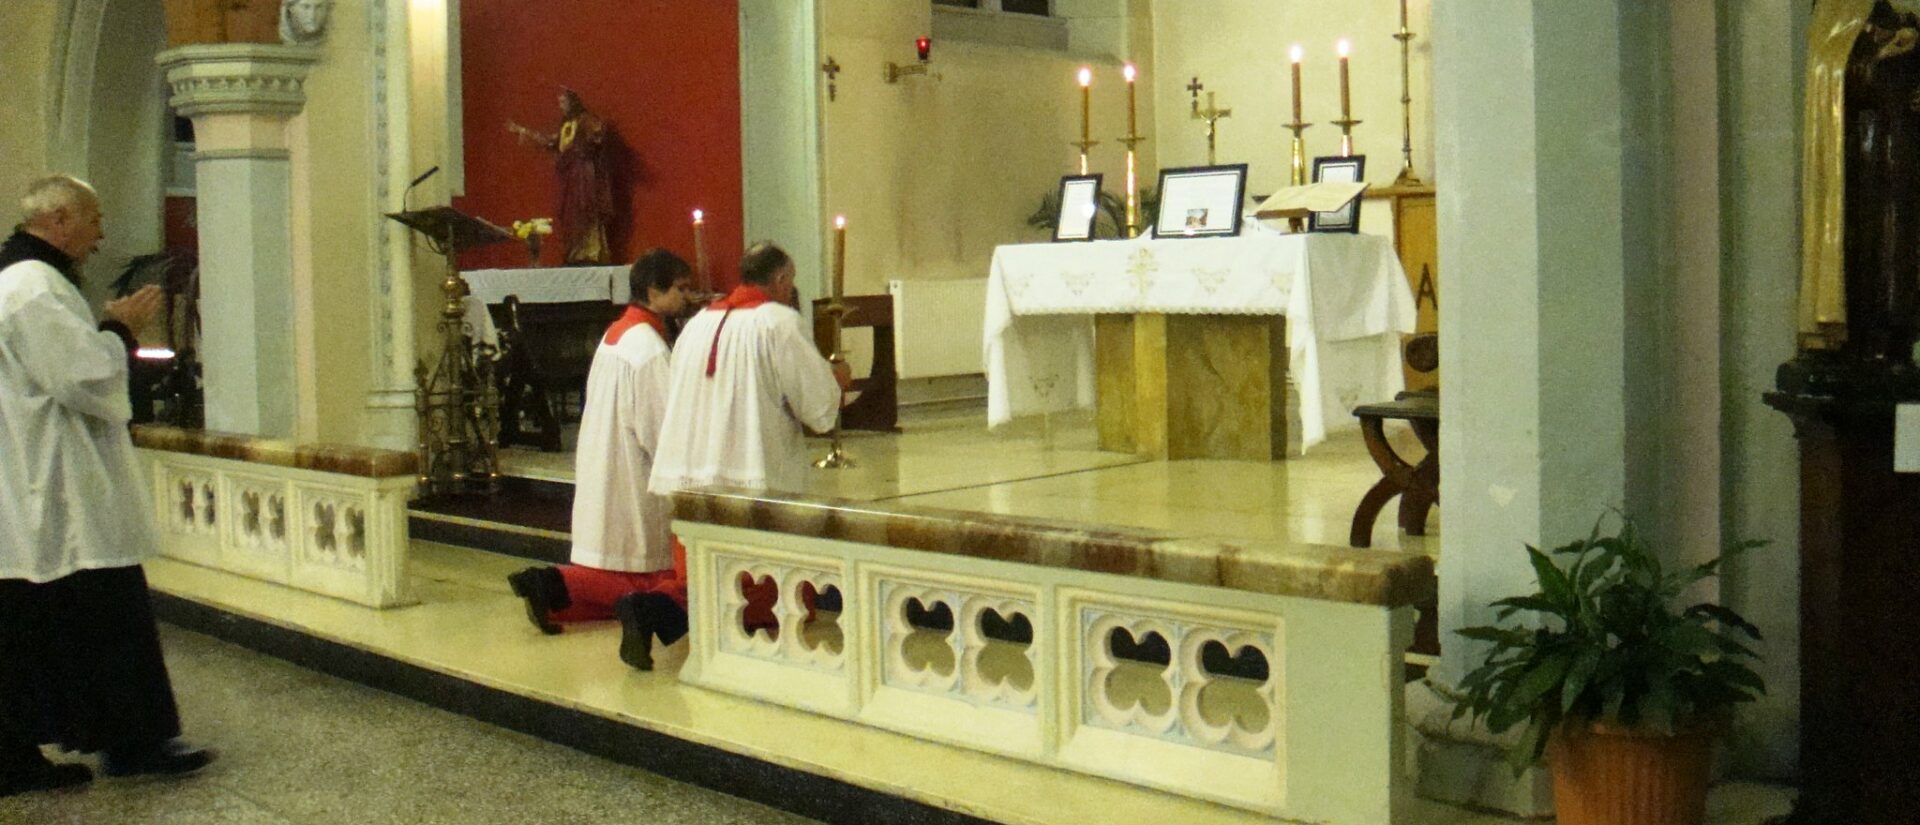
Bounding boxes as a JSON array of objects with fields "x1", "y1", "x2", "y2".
[{"x1": 0, "y1": 566, "x2": 182, "y2": 766}]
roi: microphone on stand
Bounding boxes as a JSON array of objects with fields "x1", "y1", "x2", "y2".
[{"x1": 403, "y1": 165, "x2": 441, "y2": 212}]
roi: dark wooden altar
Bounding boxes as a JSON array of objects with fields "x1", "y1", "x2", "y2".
[
  {"x1": 493, "y1": 296, "x2": 622, "y2": 451},
  {"x1": 811, "y1": 294, "x2": 900, "y2": 433},
  {"x1": 1766, "y1": 362, "x2": 1920, "y2": 825}
]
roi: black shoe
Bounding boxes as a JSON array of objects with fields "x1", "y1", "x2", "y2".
[
  {"x1": 616, "y1": 592, "x2": 689, "y2": 671},
  {"x1": 102, "y1": 740, "x2": 214, "y2": 778},
  {"x1": 507, "y1": 566, "x2": 570, "y2": 635},
  {"x1": 0, "y1": 760, "x2": 92, "y2": 797}
]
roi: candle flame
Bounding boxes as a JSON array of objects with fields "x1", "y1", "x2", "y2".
[
  {"x1": 1337, "y1": 39, "x2": 1350, "y2": 58},
  {"x1": 692, "y1": 208, "x2": 704, "y2": 223},
  {"x1": 1077, "y1": 66, "x2": 1092, "y2": 87},
  {"x1": 1290, "y1": 44, "x2": 1303, "y2": 63},
  {"x1": 834, "y1": 215, "x2": 846, "y2": 229},
  {"x1": 1123, "y1": 63, "x2": 1136, "y2": 82}
]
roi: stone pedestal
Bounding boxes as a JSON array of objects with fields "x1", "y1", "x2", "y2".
[
  {"x1": 1766, "y1": 357, "x2": 1920, "y2": 825},
  {"x1": 156, "y1": 44, "x2": 318, "y2": 438},
  {"x1": 1094, "y1": 313, "x2": 1288, "y2": 461}
]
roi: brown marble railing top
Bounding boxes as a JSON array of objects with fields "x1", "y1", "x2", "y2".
[
  {"x1": 672, "y1": 487, "x2": 1436, "y2": 608},
  {"x1": 132, "y1": 425, "x2": 418, "y2": 479}
]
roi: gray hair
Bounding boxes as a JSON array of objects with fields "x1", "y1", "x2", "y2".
[{"x1": 20, "y1": 175, "x2": 98, "y2": 224}]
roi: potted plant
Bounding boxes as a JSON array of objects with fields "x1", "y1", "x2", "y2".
[{"x1": 1451, "y1": 519, "x2": 1766, "y2": 825}]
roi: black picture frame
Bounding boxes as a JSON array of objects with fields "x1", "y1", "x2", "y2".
[
  {"x1": 1151, "y1": 164, "x2": 1249, "y2": 239},
  {"x1": 1052, "y1": 174, "x2": 1103, "y2": 242},
  {"x1": 1308, "y1": 155, "x2": 1366, "y2": 233}
]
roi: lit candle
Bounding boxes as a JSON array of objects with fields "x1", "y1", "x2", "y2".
[
  {"x1": 691, "y1": 208, "x2": 707, "y2": 289},
  {"x1": 1078, "y1": 66, "x2": 1093, "y2": 146},
  {"x1": 1337, "y1": 39, "x2": 1352, "y2": 120},
  {"x1": 1290, "y1": 45, "x2": 1303, "y2": 124},
  {"x1": 832, "y1": 215, "x2": 847, "y2": 300},
  {"x1": 1123, "y1": 62, "x2": 1138, "y2": 137},
  {"x1": 1399, "y1": 0, "x2": 1409, "y2": 31}
]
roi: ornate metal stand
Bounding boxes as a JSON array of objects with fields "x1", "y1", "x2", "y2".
[
  {"x1": 813, "y1": 300, "x2": 855, "y2": 469},
  {"x1": 388, "y1": 207, "x2": 513, "y2": 494}
]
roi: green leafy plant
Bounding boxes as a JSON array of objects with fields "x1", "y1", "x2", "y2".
[
  {"x1": 1026, "y1": 185, "x2": 1159, "y2": 240},
  {"x1": 1451, "y1": 518, "x2": 1767, "y2": 773}
]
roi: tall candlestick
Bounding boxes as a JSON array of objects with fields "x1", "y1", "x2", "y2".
[
  {"x1": 832, "y1": 215, "x2": 847, "y2": 300},
  {"x1": 1290, "y1": 45, "x2": 1304, "y2": 124},
  {"x1": 1123, "y1": 62, "x2": 1138, "y2": 138},
  {"x1": 1078, "y1": 66, "x2": 1093, "y2": 175},
  {"x1": 1337, "y1": 39, "x2": 1352, "y2": 120},
  {"x1": 692, "y1": 208, "x2": 708, "y2": 291},
  {"x1": 1400, "y1": 0, "x2": 1408, "y2": 30}
]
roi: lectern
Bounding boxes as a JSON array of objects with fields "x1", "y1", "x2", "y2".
[{"x1": 387, "y1": 206, "x2": 514, "y2": 494}]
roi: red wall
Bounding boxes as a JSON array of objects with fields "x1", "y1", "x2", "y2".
[{"x1": 456, "y1": 0, "x2": 743, "y2": 284}]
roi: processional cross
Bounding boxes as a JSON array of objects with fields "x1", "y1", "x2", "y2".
[{"x1": 1188, "y1": 77, "x2": 1232, "y2": 165}]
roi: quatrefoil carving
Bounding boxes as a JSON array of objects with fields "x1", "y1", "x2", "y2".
[
  {"x1": 176, "y1": 481, "x2": 196, "y2": 523},
  {"x1": 965, "y1": 603, "x2": 1037, "y2": 703},
  {"x1": 343, "y1": 508, "x2": 366, "y2": 557},
  {"x1": 1179, "y1": 633, "x2": 1278, "y2": 752},
  {"x1": 311, "y1": 502, "x2": 337, "y2": 552},
  {"x1": 200, "y1": 483, "x2": 216, "y2": 525},
  {"x1": 241, "y1": 491, "x2": 263, "y2": 538},
  {"x1": 797, "y1": 581, "x2": 844, "y2": 655},
  {"x1": 268, "y1": 496, "x2": 286, "y2": 540}
]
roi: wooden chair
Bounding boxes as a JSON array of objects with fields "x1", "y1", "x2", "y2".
[{"x1": 1349, "y1": 333, "x2": 1438, "y2": 548}]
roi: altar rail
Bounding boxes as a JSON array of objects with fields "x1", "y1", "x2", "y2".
[
  {"x1": 671, "y1": 488, "x2": 1434, "y2": 824},
  {"x1": 132, "y1": 426, "x2": 417, "y2": 608}
]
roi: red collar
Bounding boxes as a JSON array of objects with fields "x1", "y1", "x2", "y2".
[
  {"x1": 702, "y1": 285, "x2": 775, "y2": 376},
  {"x1": 709, "y1": 284, "x2": 772, "y2": 311},
  {"x1": 604, "y1": 305, "x2": 668, "y2": 346}
]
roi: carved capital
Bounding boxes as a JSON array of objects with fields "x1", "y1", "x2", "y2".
[{"x1": 156, "y1": 44, "x2": 321, "y2": 120}]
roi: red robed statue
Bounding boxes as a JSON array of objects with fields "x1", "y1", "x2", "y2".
[{"x1": 508, "y1": 88, "x2": 615, "y2": 265}]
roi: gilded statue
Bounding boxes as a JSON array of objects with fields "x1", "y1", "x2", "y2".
[
  {"x1": 1801, "y1": 0, "x2": 1920, "y2": 363},
  {"x1": 508, "y1": 89, "x2": 615, "y2": 265}
]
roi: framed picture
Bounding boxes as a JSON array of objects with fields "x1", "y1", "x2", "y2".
[
  {"x1": 1152, "y1": 164, "x2": 1248, "y2": 239},
  {"x1": 1053, "y1": 174, "x2": 1103, "y2": 242},
  {"x1": 1309, "y1": 155, "x2": 1366, "y2": 233}
]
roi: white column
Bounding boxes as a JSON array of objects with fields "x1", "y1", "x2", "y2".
[
  {"x1": 157, "y1": 45, "x2": 318, "y2": 438},
  {"x1": 1421, "y1": 1, "x2": 1634, "y2": 814}
]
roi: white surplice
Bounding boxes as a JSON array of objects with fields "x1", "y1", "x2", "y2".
[
  {"x1": 650, "y1": 296, "x2": 840, "y2": 495},
  {"x1": 569, "y1": 311, "x2": 675, "y2": 573},
  {"x1": 0, "y1": 259, "x2": 158, "y2": 582}
]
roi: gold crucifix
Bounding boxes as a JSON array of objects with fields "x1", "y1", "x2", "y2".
[{"x1": 1187, "y1": 77, "x2": 1232, "y2": 165}]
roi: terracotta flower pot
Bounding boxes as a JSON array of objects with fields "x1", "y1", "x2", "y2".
[{"x1": 1548, "y1": 721, "x2": 1713, "y2": 825}]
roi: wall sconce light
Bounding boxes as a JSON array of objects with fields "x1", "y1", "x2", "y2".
[{"x1": 885, "y1": 37, "x2": 935, "y2": 83}]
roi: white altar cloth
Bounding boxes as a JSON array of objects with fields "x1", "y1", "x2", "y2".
[
  {"x1": 984, "y1": 230, "x2": 1416, "y2": 453},
  {"x1": 463, "y1": 265, "x2": 630, "y2": 305}
]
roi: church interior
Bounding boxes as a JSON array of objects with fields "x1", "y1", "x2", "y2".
[{"x1": 7, "y1": 0, "x2": 1919, "y2": 823}]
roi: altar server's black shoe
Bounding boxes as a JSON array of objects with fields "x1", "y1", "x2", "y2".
[
  {"x1": 616, "y1": 592, "x2": 689, "y2": 671},
  {"x1": 102, "y1": 739, "x2": 214, "y2": 778},
  {"x1": 0, "y1": 759, "x2": 92, "y2": 797},
  {"x1": 507, "y1": 566, "x2": 569, "y2": 635}
]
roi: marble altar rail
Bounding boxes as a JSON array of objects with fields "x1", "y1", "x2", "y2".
[
  {"x1": 133, "y1": 425, "x2": 418, "y2": 608},
  {"x1": 672, "y1": 487, "x2": 1434, "y2": 824}
]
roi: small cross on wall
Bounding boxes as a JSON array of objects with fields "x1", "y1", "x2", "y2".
[{"x1": 821, "y1": 57, "x2": 843, "y2": 101}]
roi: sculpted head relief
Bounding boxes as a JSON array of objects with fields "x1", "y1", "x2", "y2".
[{"x1": 280, "y1": 0, "x2": 333, "y2": 45}]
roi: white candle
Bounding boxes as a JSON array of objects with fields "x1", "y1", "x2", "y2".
[
  {"x1": 692, "y1": 208, "x2": 707, "y2": 290},
  {"x1": 832, "y1": 215, "x2": 847, "y2": 299},
  {"x1": 1122, "y1": 62, "x2": 1138, "y2": 137},
  {"x1": 1290, "y1": 45, "x2": 1304, "y2": 123},
  {"x1": 1337, "y1": 39, "x2": 1352, "y2": 120}
]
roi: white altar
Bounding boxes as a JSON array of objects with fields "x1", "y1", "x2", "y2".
[
  {"x1": 984, "y1": 230, "x2": 1416, "y2": 453},
  {"x1": 459, "y1": 265, "x2": 629, "y2": 349}
]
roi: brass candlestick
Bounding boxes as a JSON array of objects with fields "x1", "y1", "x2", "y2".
[
  {"x1": 1393, "y1": 0, "x2": 1422, "y2": 184},
  {"x1": 1333, "y1": 116, "x2": 1363, "y2": 157},
  {"x1": 1071, "y1": 139, "x2": 1101, "y2": 176},
  {"x1": 813, "y1": 300, "x2": 855, "y2": 469},
  {"x1": 1285, "y1": 118, "x2": 1312, "y2": 232},
  {"x1": 1119, "y1": 134, "x2": 1146, "y2": 237}
]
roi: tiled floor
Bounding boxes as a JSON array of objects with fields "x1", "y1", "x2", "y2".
[
  {"x1": 504, "y1": 408, "x2": 1436, "y2": 552},
  {"x1": 0, "y1": 626, "x2": 813, "y2": 825}
]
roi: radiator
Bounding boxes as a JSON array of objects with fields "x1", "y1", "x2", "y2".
[{"x1": 889, "y1": 278, "x2": 988, "y2": 379}]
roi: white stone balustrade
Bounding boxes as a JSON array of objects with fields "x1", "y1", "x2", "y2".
[
  {"x1": 671, "y1": 488, "x2": 1434, "y2": 825},
  {"x1": 134, "y1": 425, "x2": 416, "y2": 608}
]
